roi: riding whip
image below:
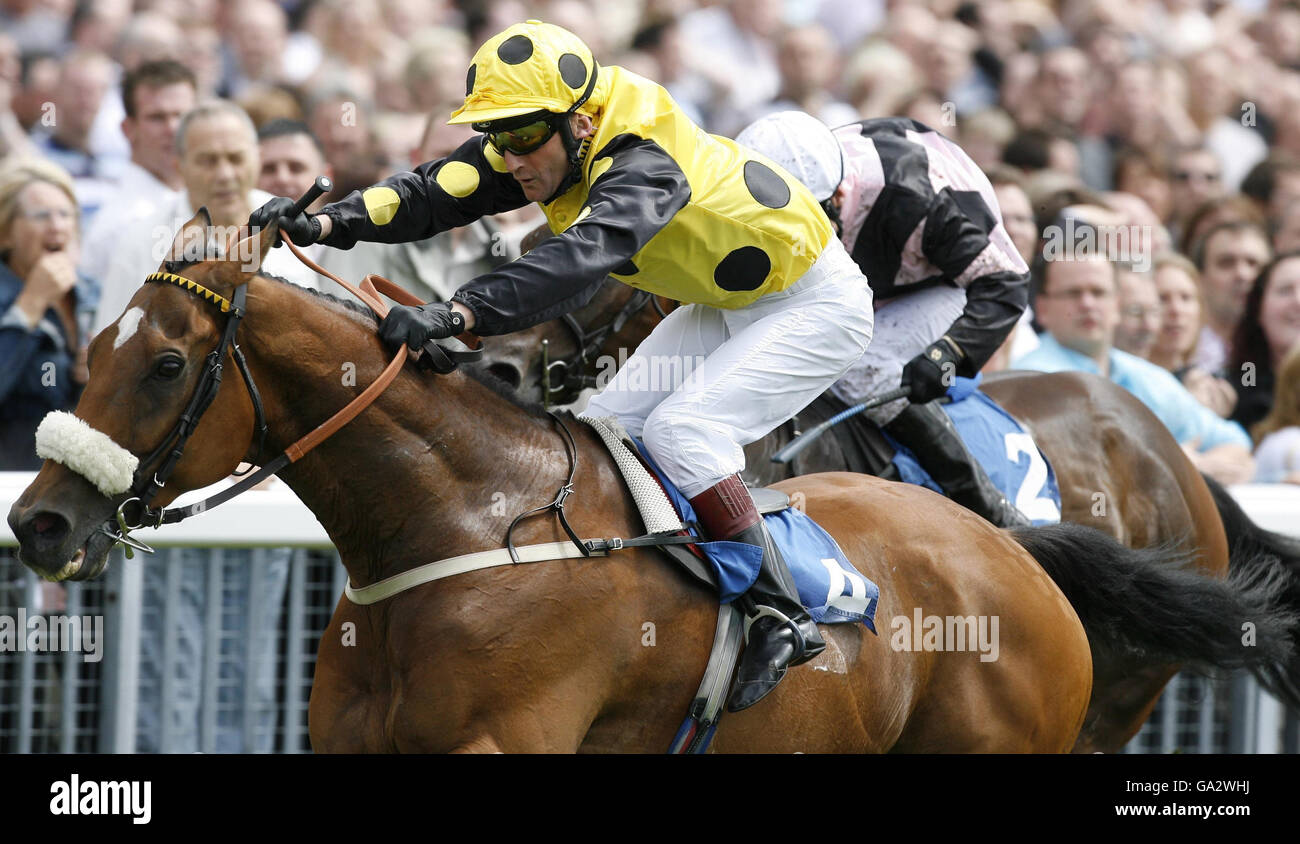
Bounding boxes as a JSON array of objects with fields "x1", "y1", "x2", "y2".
[{"x1": 770, "y1": 386, "x2": 915, "y2": 465}]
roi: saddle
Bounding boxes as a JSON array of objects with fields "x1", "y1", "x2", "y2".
[{"x1": 789, "y1": 384, "x2": 1062, "y2": 526}]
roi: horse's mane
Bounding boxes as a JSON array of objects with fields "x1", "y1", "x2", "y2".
[
  {"x1": 260, "y1": 272, "x2": 549, "y2": 419},
  {"x1": 258, "y1": 270, "x2": 379, "y2": 323}
]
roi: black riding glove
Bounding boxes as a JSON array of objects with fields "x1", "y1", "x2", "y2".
[
  {"x1": 378, "y1": 302, "x2": 467, "y2": 353},
  {"x1": 247, "y1": 197, "x2": 321, "y2": 247},
  {"x1": 901, "y1": 336, "x2": 964, "y2": 404}
]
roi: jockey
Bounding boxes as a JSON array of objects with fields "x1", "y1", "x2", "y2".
[
  {"x1": 249, "y1": 21, "x2": 874, "y2": 710},
  {"x1": 736, "y1": 111, "x2": 1032, "y2": 528}
]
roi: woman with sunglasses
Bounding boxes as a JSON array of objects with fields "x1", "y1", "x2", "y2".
[{"x1": 251, "y1": 20, "x2": 874, "y2": 712}]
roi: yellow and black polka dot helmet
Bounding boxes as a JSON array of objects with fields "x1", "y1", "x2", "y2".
[{"x1": 449, "y1": 20, "x2": 598, "y2": 128}]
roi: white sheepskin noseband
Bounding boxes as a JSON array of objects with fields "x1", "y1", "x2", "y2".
[{"x1": 34, "y1": 411, "x2": 139, "y2": 497}]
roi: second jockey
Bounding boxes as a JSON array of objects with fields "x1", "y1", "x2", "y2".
[{"x1": 737, "y1": 111, "x2": 1032, "y2": 528}]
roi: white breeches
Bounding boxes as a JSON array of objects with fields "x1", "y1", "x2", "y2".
[{"x1": 583, "y1": 237, "x2": 874, "y2": 498}]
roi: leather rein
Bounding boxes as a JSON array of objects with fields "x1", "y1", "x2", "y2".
[{"x1": 103, "y1": 238, "x2": 482, "y2": 555}]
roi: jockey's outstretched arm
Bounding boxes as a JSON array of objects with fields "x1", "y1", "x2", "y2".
[
  {"x1": 318, "y1": 137, "x2": 530, "y2": 248},
  {"x1": 915, "y1": 188, "x2": 1030, "y2": 377}
]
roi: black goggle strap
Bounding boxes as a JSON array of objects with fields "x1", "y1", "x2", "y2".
[
  {"x1": 568, "y1": 59, "x2": 598, "y2": 115},
  {"x1": 543, "y1": 63, "x2": 599, "y2": 205}
]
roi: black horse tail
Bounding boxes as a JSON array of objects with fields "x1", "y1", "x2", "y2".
[
  {"x1": 1010, "y1": 522, "x2": 1300, "y2": 708},
  {"x1": 1197, "y1": 472, "x2": 1300, "y2": 705},
  {"x1": 1200, "y1": 472, "x2": 1300, "y2": 575}
]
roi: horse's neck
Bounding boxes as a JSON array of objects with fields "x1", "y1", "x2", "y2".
[{"x1": 242, "y1": 278, "x2": 581, "y2": 585}]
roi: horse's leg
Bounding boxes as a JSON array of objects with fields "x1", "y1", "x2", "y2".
[
  {"x1": 309, "y1": 597, "x2": 393, "y2": 753},
  {"x1": 879, "y1": 524, "x2": 1093, "y2": 753},
  {"x1": 1066, "y1": 454, "x2": 1228, "y2": 753}
]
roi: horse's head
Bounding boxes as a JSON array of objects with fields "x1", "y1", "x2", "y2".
[
  {"x1": 7, "y1": 209, "x2": 280, "y2": 581},
  {"x1": 478, "y1": 278, "x2": 669, "y2": 406}
]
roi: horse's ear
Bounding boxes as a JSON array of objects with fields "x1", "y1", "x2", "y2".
[
  {"x1": 159, "y1": 206, "x2": 213, "y2": 269},
  {"x1": 224, "y1": 221, "x2": 279, "y2": 279}
]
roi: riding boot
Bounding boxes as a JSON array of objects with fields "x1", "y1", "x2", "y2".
[
  {"x1": 688, "y1": 474, "x2": 825, "y2": 712},
  {"x1": 884, "y1": 400, "x2": 1030, "y2": 528}
]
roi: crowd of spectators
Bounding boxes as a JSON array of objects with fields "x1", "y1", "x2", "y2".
[
  {"x1": 2, "y1": 0, "x2": 1298, "y2": 483},
  {"x1": 2, "y1": 0, "x2": 1300, "y2": 746}
]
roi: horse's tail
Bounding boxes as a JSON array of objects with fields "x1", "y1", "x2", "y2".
[
  {"x1": 1010, "y1": 522, "x2": 1300, "y2": 706},
  {"x1": 1196, "y1": 472, "x2": 1300, "y2": 705}
]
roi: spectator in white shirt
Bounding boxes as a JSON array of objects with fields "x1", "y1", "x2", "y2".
[
  {"x1": 28, "y1": 50, "x2": 125, "y2": 228},
  {"x1": 1184, "y1": 47, "x2": 1267, "y2": 192},
  {"x1": 750, "y1": 24, "x2": 857, "y2": 130},
  {"x1": 79, "y1": 60, "x2": 196, "y2": 282},
  {"x1": 678, "y1": 0, "x2": 784, "y2": 134},
  {"x1": 92, "y1": 101, "x2": 315, "y2": 336}
]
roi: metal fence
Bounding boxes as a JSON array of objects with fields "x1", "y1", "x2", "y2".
[
  {"x1": 1, "y1": 546, "x2": 347, "y2": 753},
  {"x1": 5, "y1": 541, "x2": 1297, "y2": 753},
  {"x1": 1123, "y1": 673, "x2": 1300, "y2": 753}
]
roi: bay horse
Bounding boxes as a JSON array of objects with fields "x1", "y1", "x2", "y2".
[
  {"x1": 8, "y1": 214, "x2": 1296, "y2": 752},
  {"x1": 482, "y1": 281, "x2": 1300, "y2": 753}
]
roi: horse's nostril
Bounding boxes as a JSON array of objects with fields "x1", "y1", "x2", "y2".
[
  {"x1": 488, "y1": 363, "x2": 523, "y2": 390},
  {"x1": 29, "y1": 511, "x2": 70, "y2": 542}
]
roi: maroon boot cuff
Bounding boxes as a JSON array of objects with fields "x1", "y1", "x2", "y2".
[{"x1": 688, "y1": 474, "x2": 760, "y2": 540}]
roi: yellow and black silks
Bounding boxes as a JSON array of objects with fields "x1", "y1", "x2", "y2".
[{"x1": 320, "y1": 21, "x2": 834, "y2": 335}]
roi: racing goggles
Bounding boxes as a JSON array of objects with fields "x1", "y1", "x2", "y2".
[{"x1": 480, "y1": 114, "x2": 562, "y2": 157}]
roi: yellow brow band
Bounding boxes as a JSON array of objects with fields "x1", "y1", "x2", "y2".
[{"x1": 144, "y1": 272, "x2": 237, "y2": 314}]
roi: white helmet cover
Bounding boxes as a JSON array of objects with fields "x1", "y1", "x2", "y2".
[{"x1": 735, "y1": 110, "x2": 844, "y2": 203}]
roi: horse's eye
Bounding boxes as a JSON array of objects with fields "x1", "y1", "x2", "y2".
[{"x1": 155, "y1": 357, "x2": 184, "y2": 379}]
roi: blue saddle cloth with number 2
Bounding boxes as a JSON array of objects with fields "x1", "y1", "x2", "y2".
[
  {"x1": 630, "y1": 440, "x2": 879, "y2": 633},
  {"x1": 886, "y1": 375, "x2": 1062, "y2": 526}
]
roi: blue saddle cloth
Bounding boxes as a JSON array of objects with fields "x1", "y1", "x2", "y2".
[
  {"x1": 887, "y1": 375, "x2": 1062, "y2": 526},
  {"x1": 630, "y1": 440, "x2": 879, "y2": 633}
]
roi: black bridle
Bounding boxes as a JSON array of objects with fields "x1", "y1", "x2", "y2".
[
  {"x1": 540, "y1": 288, "x2": 666, "y2": 407},
  {"x1": 101, "y1": 272, "x2": 270, "y2": 556}
]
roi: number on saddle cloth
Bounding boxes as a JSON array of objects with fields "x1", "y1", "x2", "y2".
[
  {"x1": 628, "y1": 438, "x2": 880, "y2": 631},
  {"x1": 887, "y1": 376, "x2": 1063, "y2": 525}
]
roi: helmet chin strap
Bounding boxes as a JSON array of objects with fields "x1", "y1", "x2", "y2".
[
  {"x1": 820, "y1": 197, "x2": 843, "y2": 237},
  {"x1": 541, "y1": 60, "x2": 600, "y2": 206},
  {"x1": 542, "y1": 117, "x2": 591, "y2": 205}
]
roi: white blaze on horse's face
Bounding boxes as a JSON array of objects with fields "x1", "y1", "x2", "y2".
[{"x1": 112, "y1": 307, "x2": 146, "y2": 350}]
